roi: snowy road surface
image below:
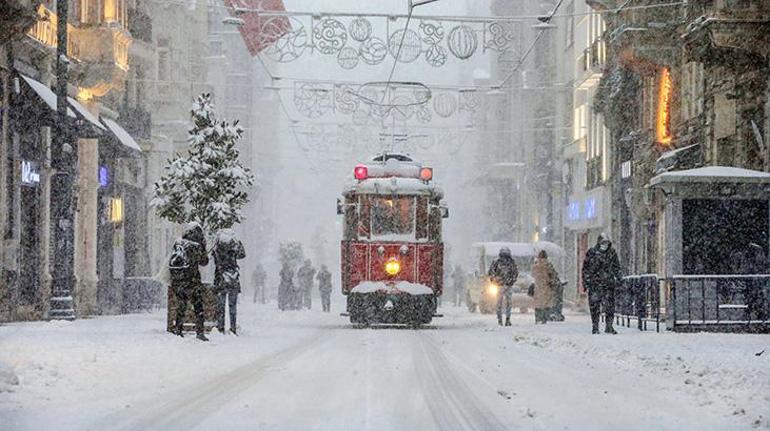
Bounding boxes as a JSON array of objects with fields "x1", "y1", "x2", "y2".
[{"x1": 1, "y1": 303, "x2": 768, "y2": 430}]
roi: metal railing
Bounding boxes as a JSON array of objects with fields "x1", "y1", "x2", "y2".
[
  {"x1": 617, "y1": 274, "x2": 662, "y2": 332},
  {"x1": 669, "y1": 275, "x2": 770, "y2": 333}
]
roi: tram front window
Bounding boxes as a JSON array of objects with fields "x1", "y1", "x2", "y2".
[{"x1": 370, "y1": 197, "x2": 415, "y2": 238}]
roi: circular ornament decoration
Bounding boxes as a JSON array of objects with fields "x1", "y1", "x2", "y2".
[
  {"x1": 348, "y1": 17, "x2": 372, "y2": 42},
  {"x1": 261, "y1": 17, "x2": 308, "y2": 63},
  {"x1": 425, "y1": 44, "x2": 447, "y2": 67},
  {"x1": 388, "y1": 29, "x2": 422, "y2": 63},
  {"x1": 313, "y1": 18, "x2": 348, "y2": 55},
  {"x1": 460, "y1": 91, "x2": 481, "y2": 113},
  {"x1": 417, "y1": 133, "x2": 434, "y2": 150},
  {"x1": 447, "y1": 25, "x2": 478, "y2": 60},
  {"x1": 337, "y1": 47, "x2": 359, "y2": 69},
  {"x1": 433, "y1": 93, "x2": 457, "y2": 118},
  {"x1": 419, "y1": 20, "x2": 445, "y2": 45},
  {"x1": 359, "y1": 37, "x2": 388, "y2": 65}
]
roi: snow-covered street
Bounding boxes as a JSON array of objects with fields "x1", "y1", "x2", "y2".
[{"x1": 1, "y1": 304, "x2": 768, "y2": 430}]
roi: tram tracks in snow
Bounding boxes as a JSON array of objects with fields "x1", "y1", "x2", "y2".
[
  {"x1": 414, "y1": 332, "x2": 510, "y2": 431},
  {"x1": 101, "y1": 331, "x2": 333, "y2": 431}
]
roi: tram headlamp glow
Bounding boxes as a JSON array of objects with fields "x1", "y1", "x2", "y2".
[
  {"x1": 385, "y1": 258, "x2": 401, "y2": 276},
  {"x1": 487, "y1": 282, "x2": 499, "y2": 296}
]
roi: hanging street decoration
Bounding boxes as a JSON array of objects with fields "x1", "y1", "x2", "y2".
[
  {"x1": 261, "y1": 16, "x2": 308, "y2": 62},
  {"x1": 237, "y1": 8, "x2": 529, "y2": 70},
  {"x1": 313, "y1": 17, "x2": 348, "y2": 55},
  {"x1": 447, "y1": 25, "x2": 478, "y2": 60},
  {"x1": 388, "y1": 29, "x2": 423, "y2": 63}
]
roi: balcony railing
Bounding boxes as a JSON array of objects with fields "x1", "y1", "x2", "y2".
[{"x1": 617, "y1": 274, "x2": 662, "y2": 332}]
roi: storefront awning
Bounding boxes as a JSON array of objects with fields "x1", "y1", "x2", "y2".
[
  {"x1": 650, "y1": 166, "x2": 770, "y2": 186},
  {"x1": 68, "y1": 97, "x2": 105, "y2": 131},
  {"x1": 101, "y1": 118, "x2": 142, "y2": 153},
  {"x1": 19, "y1": 74, "x2": 76, "y2": 118}
]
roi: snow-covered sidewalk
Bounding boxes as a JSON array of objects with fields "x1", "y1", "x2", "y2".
[{"x1": 1, "y1": 304, "x2": 768, "y2": 430}]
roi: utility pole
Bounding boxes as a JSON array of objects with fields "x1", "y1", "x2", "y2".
[{"x1": 49, "y1": 0, "x2": 76, "y2": 320}]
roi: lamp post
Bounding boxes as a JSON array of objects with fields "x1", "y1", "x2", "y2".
[{"x1": 49, "y1": 0, "x2": 76, "y2": 320}]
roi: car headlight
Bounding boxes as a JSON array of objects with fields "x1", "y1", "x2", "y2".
[
  {"x1": 487, "y1": 283, "x2": 498, "y2": 296},
  {"x1": 385, "y1": 258, "x2": 401, "y2": 276}
]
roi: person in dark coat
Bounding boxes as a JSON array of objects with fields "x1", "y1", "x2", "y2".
[
  {"x1": 488, "y1": 247, "x2": 519, "y2": 326},
  {"x1": 169, "y1": 223, "x2": 210, "y2": 341},
  {"x1": 582, "y1": 233, "x2": 622, "y2": 334},
  {"x1": 252, "y1": 263, "x2": 267, "y2": 304},
  {"x1": 213, "y1": 229, "x2": 246, "y2": 335},
  {"x1": 297, "y1": 259, "x2": 316, "y2": 310},
  {"x1": 317, "y1": 264, "x2": 333, "y2": 312},
  {"x1": 278, "y1": 262, "x2": 294, "y2": 311}
]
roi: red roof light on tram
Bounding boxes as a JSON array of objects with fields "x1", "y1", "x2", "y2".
[
  {"x1": 420, "y1": 167, "x2": 433, "y2": 181},
  {"x1": 354, "y1": 165, "x2": 368, "y2": 180}
]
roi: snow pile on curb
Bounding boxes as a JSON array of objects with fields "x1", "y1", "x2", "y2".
[
  {"x1": 509, "y1": 330, "x2": 770, "y2": 428},
  {"x1": 0, "y1": 362, "x2": 20, "y2": 393}
]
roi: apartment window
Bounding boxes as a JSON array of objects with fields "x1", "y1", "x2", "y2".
[
  {"x1": 641, "y1": 76, "x2": 656, "y2": 130},
  {"x1": 682, "y1": 62, "x2": 704, "y2": 120},
  {"x1": 104, "y1": 0, "x2": 127, "y2": 27},
  {"x1": 574, "y1": 104, "x2": 587, "y2": 141}
]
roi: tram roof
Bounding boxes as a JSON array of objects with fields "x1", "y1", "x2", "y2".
[{"x1": 344, "y1": 177, "x2": 443, "y2": 198}]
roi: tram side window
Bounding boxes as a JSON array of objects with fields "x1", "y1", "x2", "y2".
[
  {"x1": 428, "y1": 199, "x2": 442, "y2": 241},
  {"x1": 343, "y1": 195, "x2": 357, "y2": 240},
  {"x1": 416, "y1": 197, "x2": 428, "y2": 240},
  {"x1": 358, "y1": 196, "x2": 370, "y2": 239},
  {"x1": 370, "y1": 196, "x2": 415, "y2": 238}
]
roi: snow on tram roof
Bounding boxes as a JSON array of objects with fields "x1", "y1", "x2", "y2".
[{"x1": 345, "y1": 177, "x2": 443, "y2": 197}]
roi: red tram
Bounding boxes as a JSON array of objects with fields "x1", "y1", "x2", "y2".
[{"x1": 338, "y1": 153, "x2": 447, "y2": 325}]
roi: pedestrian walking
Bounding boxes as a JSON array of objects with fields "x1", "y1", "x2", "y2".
[
  {"x1": 532, "y1": 250, "x2": 559, "y2": 324},
  {"x1": 582, "y1": 233, "x2": 622, "y2": 334},
  {"x1": 297, "y1": 259, "x2": 316, "y2": 310},
  {"x1": 169, "y1": 223, "x2": 210, "y2": 341},
  {"x1": 212, "y1": 228, "x2": 246, "y2": 335},
  {"x1": 488, "y1": 247, "x2": 519, "y2": 326},
  {"x1": 451, "y1": 265, "x2": 466, "y2": 307},
  {"x1": 317, "y1": 264, "x2": 333, "y2": 312},
  {"x1": 278, "y1": 262, "x2": 294, "y2": 311},
  {"x1": 252, "y1": 263, "x2": 267, "y2": 304}
]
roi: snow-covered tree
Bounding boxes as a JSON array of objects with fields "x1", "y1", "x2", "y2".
[
  {"x1": 279, "y1": 241, "x2": 304, "y2": 270},
  {"x1": 151, "y1": 94, "x2": 255, "y2": 232}
]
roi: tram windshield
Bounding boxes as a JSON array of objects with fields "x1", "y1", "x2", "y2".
[{"x1": 370, "y1": 197, "x2": 415, "y2": 239}]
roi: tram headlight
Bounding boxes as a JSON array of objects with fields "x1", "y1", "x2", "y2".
[
  {"x1": 385, "y1": 258, "x2": 401, "y2": 276},
  {"x1": 487, "y1": 282, "x2": 499, "y2": 296}
]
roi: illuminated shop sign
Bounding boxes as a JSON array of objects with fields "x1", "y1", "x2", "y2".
[
  {"x1": 584, "y1": 198, "x2": 596, "y2": 220},
  {"x1": 568, "y1": 201, "x2": 580, "y2": 222},
  {"x1": 657, "y1": 68, "x2": 673, "y2": 146},
  {"x1": 21, "y1": 160, "x2": 41, "y2": 186},
  {"x1": 99, "y1": 166, "x2": 109, "y2": 187},
  {"x1": 566, "y1": 193, "x2": 603, "y2": 229}
]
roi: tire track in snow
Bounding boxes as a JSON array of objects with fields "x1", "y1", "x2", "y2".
[
  {"x1": 414, "y1": 332, "x2": 509, "y2": 431},
  {"x1": 102, "y1": 331, "x2": 333, "y2": 431}
]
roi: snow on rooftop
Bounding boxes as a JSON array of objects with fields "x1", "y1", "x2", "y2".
[
  {"x1": 347, "y1": 177, "x2": 443, "y2": 197},
  {"x1": 650, "y1": 166, "x2": 770, "y2": 185}
]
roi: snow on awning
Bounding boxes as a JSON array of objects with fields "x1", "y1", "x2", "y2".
[
  {"x1": 649, "y1": 166, "x2": 770, "y2": 186},
  {"x1": 101, "y1": 118, "x2": 142, "y2": 153},
  {"x1": 68, "y1": 97, "x2": 105, "y2": 131},
  {"x1": 19, "y1": 74, "x2": 76, "y2": 118}
]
